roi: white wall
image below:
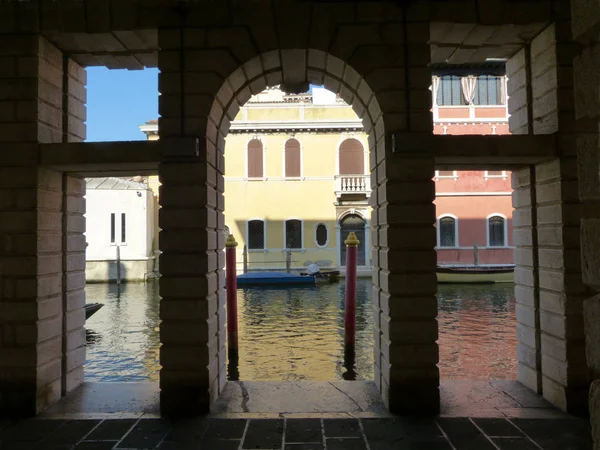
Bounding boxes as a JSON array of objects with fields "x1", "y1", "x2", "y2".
[{"x1": 85, "y1": 188, "x2": 154, "y2": 261}]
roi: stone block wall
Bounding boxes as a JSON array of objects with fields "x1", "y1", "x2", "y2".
[
  {"x1": 509, "y1": 22, "x2": 592, "y2": 415},
  {"x1": 0, "y1": 35, "x2": 87, "y2": 416},
  {"x1": 571, "y1": 0, "x2": 600, "y2": 443},
  {"x1": 157, "y1": 29, "x2": 226, "y2": 415}
]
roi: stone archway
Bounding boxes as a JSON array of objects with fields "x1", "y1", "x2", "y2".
[{"x1": 157, "y1": 34, "x2": 439, "y2": 416}]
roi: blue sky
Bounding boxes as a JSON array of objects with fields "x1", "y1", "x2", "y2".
[
  {"x1": 85, "y1": 67, "x2": 322, "y2": 142},
  {"x1": 86, "y1": 67, "x2": 159, "y2": 142}
]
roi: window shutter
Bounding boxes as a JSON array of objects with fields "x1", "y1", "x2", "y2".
[
  {"x1": 339, "y1": 139, "x2": 364, "y2": 175},
  {"x1": 285, "y1": 139, "x2": 301, "y2": 178},
  {"x1": 248, "y1": 139, "x2": 263, "y2": 178}
]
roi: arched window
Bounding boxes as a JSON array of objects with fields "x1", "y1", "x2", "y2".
[
  {"x1": 488, "y1": 215, "x2": 506, "y2": 247},
  {"x1": 315, "y1": 223, "x2": 328, "y2": 248},
  {"x1": 247, "y1": 139, "x2": 263, "y2": 178},
  {"x1": 438, "y1": 215, "x2": 458, "y2": 248},
  {"x1": 339, "y1": 138, "x2": 364, "y2": 175},
  {"x1": 284, "y1": 139, "x2": 301, "y2": 178},
  {"x1": 247, "y1": 220, "x2": 265, "y2": 250},
  {"x1": 285, "y1": 219, "x2": 303, "y2": 249}
]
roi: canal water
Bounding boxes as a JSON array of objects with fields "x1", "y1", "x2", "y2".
[{"x1": 84, "y1": 279, "x2": 517, "y2": 382}]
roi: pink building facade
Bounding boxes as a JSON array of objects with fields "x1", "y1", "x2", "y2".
[{"x1": 432, "y1": 72, "x2": 514, "y2": 266}]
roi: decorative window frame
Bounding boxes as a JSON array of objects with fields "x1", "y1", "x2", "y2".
[
  {"x1": 486, "y1": 213, "x2": 508, "y2": 247},
  {"x1": 437, "y1": 214, "x2": 459, "y2": 248},
  {"x1": 435, "y1": 170, "x2": 458, "y2": 180},
  {"x1": 314, "y1": 222, "x2": 330, "y2": 248},
  {"x1": 484, "y1": 170, "x2": 507, "y2": 180},
  {"x1": 283, "y1": 217, "x2": 304, "y2": 251},
  {"x1": 282, "y1": 137, "x2": 304, "y2": 180},
  {"x1": 246, "y1": 218, "x2": 267, "y2": 252},
  {"x1": 245, "y1": 135, "x2": 266, "y2": 181}
]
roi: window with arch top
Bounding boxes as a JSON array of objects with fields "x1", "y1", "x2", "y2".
[
  {"x1": 339, "y1": 138, "x2": 364, "y2": 175},
  {"x1": 285, "y1": 219, "x2": 302, "y2": 249},
  {"x1": 285, "y1": 138, "x2": 301, "y2": 178},
  {"x1": 247, "y1": 139, "x2": 263, "y2": 178},
  {"x1": 488, "y1": 215, "x2": 506, "y2": 247},
  {"x1": 438, "y1": 215, "x2": 457, "y2": 248},
  {"x1": 247, "y1": 219, "x2": 265, "y2": 250}
]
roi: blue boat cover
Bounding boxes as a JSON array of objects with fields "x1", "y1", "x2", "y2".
[{"x1": 237, "y1": 272, "x2": 315, "y2": 285}]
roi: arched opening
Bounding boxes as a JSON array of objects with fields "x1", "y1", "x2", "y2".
[
  {"x1": 339, "y1": 214, "x2": 367, "y2": 267},
  {"x1": 247, "y1": 139, "x2": 264, "y2": 178}
]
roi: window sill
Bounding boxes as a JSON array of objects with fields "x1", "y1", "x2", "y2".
[{"x1": 248, "y1": 249, "x2": 268, "y2": 253}]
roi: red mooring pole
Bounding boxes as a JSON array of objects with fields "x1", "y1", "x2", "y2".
[
  {"x1": 225, "y1": 234, "x2": 239, "y2": 356},
  {"x1": 344, "y1": 232, "x2": 359, "y2": 349}
]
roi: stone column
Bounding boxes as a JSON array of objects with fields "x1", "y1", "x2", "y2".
[
  {"x1": 157, "y1": 29, "x2": 226, "y2": 415},
  {"x1": 372, "y1": 155, "x2": 439, "y2": 414},
  {"x1": 571, "y1": 0, "x2": 600, "y2": 440},
  {"x1": 508, "y1": 21, "x2": 592, "y2": 415},
  {"x1": 0, "y1": 35, "x2": 87, "y2": 415},
  {"x1": 370, "y1": 19, "x2": 439, "y2": 414}
]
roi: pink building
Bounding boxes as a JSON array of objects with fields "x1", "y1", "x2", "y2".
[{"x1": 432, "y1": 72, "x2": 514, "y2": 267}]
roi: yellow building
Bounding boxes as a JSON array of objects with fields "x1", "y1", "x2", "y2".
[{"x1": 141, "y1": 87, "x2": 371, "y2": 274}]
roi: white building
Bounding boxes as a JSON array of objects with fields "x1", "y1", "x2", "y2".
[{"x1": 85, "y1": 177, "x2": 157, "y2": 282}]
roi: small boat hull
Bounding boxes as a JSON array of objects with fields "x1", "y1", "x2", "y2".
[
  {"x1": 436, "y1": 266, "x2": 514, "y2": 284},
  {"x1": 237, "y1": 272, "x2": 315, "y2": 286},
  {"x1": 85, "y1": 303, "x2": 104, "y2": 319}
]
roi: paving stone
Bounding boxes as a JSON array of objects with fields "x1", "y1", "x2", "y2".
[
  {"x1": 437, "y1": 418, "x2": 496, "y2": 450},
  {"x1": 1, "y1": 419, "x2": 66, "y2": 445},
  {"x1": 243, "y1": 419, "x2": 284, "y2": 449},
  {"x1": 374, "y1": 436, "x2": 453, "y2": 450},
  {"x1": 473, "y1": 419, "x2": 523, "y2": 437},
  {"x1": 116, "y1": 419, "x2": 171, "y2": 449},
  {"x1": 75, "y1": 442, "x2": 119, "y2": 450},
  {"x1": 203, "y1": 418, "x2": 246, "y2": 439},
  {"x1": 512, "y1": 419, "x2": 593, "y2": 450},
  {"x1": 161, "y1": 418, "x2": 207, "y2": 443},
  {"x1": 491, "y1": 437, "x2": 540, "y2": 449},
  {"x1": 199, "y1": 438, "x2": 241, "y2": 449},
  {"x1": 323, "y1": 419, "x2": 361, "y2": 437},
  {"x1": 85, "y1": 419, "x2": 137, "y2": 441},
  {"x1": 40, "y1": 420, "x2": 101, "y2": 445},
  {"x1": 285, "y1": 444, "x2": 324, "y2": 450},
  {"x1": 362, "y1": 418, "x2": 406, "y2": 440},
  {"x1": 326, "y1": 437, "x2": 367, "y2": 450},
  {"x1": 285, "y1": 419, "x2": 322, "y2": 443}
]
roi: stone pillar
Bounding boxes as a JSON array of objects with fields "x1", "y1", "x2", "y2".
[
  {"x1": 371, "y1": 19, "x2": 439, "y2": 414},
  {"x1": 157, "y1": 29, "x2": 226, "y2": 416},
  {"x1": 372, "y1": 155, "x2": 439, "y2": 414},
  {"x1": 61, "y1": 175, "x2": 86, "y2": 395},
  {"x1": 0, "y1": 35, "x2": 86, "y2": 415},
  {"x1": 508, "y1": 21, "x2": 592, "y2": 415},
  {"x1": 512, "y1": 167, "x2": 542, "y2": 393},
  {"x1": 571, "y1": 0, "x2": 600, "y2": 440}
]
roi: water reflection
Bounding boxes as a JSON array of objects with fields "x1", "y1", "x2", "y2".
[
  {"x1": 84, "y1": 279, "x2": 517, "y2": 383},
  {"x1": 85, "y1": 282, "x2": 161, "y2": 382}
]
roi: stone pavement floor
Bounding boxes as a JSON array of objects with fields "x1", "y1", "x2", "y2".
[{"x1": 0, "y1": 416, "x2": 593, "y2": 449}]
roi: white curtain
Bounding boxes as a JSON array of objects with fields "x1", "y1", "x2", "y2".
[
  {"x1": 500, "y1": 76, "x2": 507, "y2": 105},
  {"x1": 461, "y1": 75, "x2": 477, "y2": 105},
  {"x1": 431, "y1": 76, "x2": 440, "y2": 106}
]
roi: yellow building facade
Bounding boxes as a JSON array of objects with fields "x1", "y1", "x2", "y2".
[{"x1": 141, "y1": 87, "x2": 371, "y2": 274}]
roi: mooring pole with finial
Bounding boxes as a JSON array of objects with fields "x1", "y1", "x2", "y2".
[
  {"x1": 344, "y1": 231, "x2": 360, "y2": 350},
  {"x1": 225, "y1": 234, "x2": 239, "y2": 357}
]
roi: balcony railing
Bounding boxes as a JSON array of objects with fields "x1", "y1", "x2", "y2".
[{"x1": 335, "y1": 175, "x2": 371, "y2": 197}]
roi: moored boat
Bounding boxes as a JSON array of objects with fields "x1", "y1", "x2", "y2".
[
  {"x1": 436, "y1": 265, "x2": 515, "y2": 284},
  {"x1": 237, "y1": 272, "x2": 316, "y2": 286},
  {"x1": 84, "y1": 303, "x2": 104, "y2": 319}
]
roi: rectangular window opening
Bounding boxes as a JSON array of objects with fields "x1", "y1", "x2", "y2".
[
  {"x1": 110, "y1": 213, "x2": 115, "y2": 244},
  {"x1": 121, "y1": 213, "x2": 126, "y2": 243}
]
